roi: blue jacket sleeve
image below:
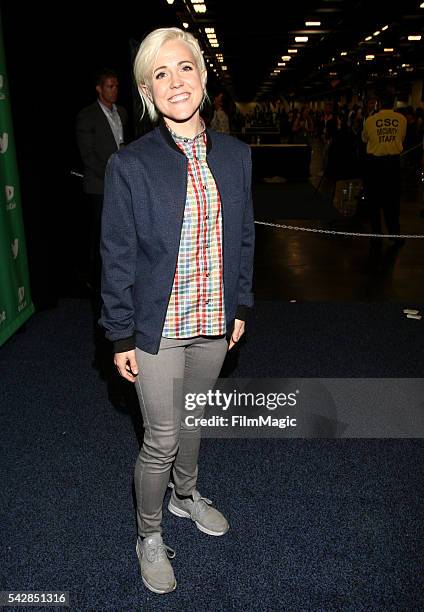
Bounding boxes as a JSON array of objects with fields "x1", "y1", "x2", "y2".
[
  {"x1": 237, "y1": 146, "x2": 255, "y2": 312},
  {"x1": 99, "y1": 153, "x2": 137, "y2": 349}
]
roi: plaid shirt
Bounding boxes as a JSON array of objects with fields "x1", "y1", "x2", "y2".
[{"x1": 162, "y1": 123, "x2": 226, "y2": 338}]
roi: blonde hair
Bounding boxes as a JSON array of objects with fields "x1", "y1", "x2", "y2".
[{"x1": 134, "y1": 27, "x2": 208, "y2": 122}]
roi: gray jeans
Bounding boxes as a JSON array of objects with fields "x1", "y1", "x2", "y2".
[{"x1": 134, "y1": 335, "x2": 228, "y2": 537}]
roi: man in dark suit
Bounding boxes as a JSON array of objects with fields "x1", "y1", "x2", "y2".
[{"x1": 76, "y1": 68, "x2": 129, "y2": 291}]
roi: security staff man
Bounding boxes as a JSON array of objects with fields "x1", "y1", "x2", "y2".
[{"x1": 362, "y1": 92, "x2": 407, "y2": 247}]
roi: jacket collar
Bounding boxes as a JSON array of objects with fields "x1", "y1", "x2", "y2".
[{"x1": 158, "y1": 118, "x2": 212, "y2": 156}]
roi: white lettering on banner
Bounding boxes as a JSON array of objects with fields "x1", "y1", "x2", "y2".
[
  {"x1": 18, "y1": 286, "x2": 25, "y2": 304},
  {"x1": 0, "y1": 75, "x2": 5, "y2": 100},
  {"x1": 11, "y1": 238, "x2": 19, "y2": 259},
  {"x1": 0, "y1": 310, "x2": 6, "y2": 325},
  {"x1": 6, "y1": 202, "x2": 16, "y2": 211},
  {"x1": 5, "y1": 185, "x2": 14, "y2": 201},
  {"x1": 0, "y1": 133, "x2": 8, "y2": 154},
  {"x1": 18, "y1": 300, "x2": 27, "y2": 313}
]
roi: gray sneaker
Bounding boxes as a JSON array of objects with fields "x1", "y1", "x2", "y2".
[
  {"x1": 136, "y1": 533, "x2": 176, "y2": 594},
  {"x1": 168, "y1": 489, "x2": 229, "y2": 536}
]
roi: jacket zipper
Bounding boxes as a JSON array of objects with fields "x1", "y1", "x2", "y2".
[{"x1": 154, "y1": 158, "x2": 189, "y2": 353}]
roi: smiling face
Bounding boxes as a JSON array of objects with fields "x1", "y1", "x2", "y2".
[{"x1": 144, "y1": 39, "x2": 206, "y2": 136}]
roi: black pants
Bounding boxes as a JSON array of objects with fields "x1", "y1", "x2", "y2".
[
  {"x1": 88, "y1": 193, "x2": 103, "y2": 290},
  {"x1": 363, "y1": 155, "x2": 401, "y2": 237}
]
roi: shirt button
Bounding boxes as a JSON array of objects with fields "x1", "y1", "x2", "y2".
[
  {"x1": 203, "y1": 184, "x2": 207, "y2": 190},
  {"x1": 205, "y1": 272, "x2": 210, "y2": 277},
  {"x1": 205, "y1": 215, "x2": 209, "y2": 220},
  {"x1": 205, "y1": 299, "x2": 210, "y2": 305}
]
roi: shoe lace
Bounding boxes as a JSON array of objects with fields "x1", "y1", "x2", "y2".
[
  {"x1": 145, "y1": 542, "x2": 176, "y2": 563},
  {"x1": 191, "y1": 494, "x2": 213, "y2": 522}
]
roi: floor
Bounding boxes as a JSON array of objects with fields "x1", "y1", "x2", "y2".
[{"x1": 253, "y1": 140, "x2": 424, "y2": 303}]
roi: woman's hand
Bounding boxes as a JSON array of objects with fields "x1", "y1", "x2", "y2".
[
  {"x1": 114, "y1": 350, "x2": 139, "y2": 383},
  {"x1": 228, "y1": 319, "x2": 245, "y2": 350}
]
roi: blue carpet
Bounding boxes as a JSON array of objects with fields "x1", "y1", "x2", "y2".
[{"x1": 1, "y1": 300, "x2": 423, "y2": 611}]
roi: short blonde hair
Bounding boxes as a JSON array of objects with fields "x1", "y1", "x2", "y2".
[{"x1": 134, "y1": 27, "x2": 208, "y2": 122}]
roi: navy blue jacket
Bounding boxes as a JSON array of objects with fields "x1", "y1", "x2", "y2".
[{"x1": 100, "y1": 121, "x2": 255, "y2": 355}]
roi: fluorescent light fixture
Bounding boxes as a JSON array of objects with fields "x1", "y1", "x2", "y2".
[
  {"x1": 166, "y1": 0, "x2": 175, "y2": 4},
  {"x1": 382, "y1": 25, "x2": 389, "y2": 31},
  {"x1": 222, "y1": 66, "x2": 227, "y2": 71},
  {"x1": 281, "y1": 56, "x2": 292, "y2": 61},
  {"x1": 295, "y1": 36, "x2": 308, "y2": 42},
  {"x1": 278, "y1": 62, "x2": 286, "y2": 66},
  {"x1": 408, "y1": 35, "x2": 422, "y2": 40},
  {"x1": 365, "y1": 54, "x2": 375, "y2": 60},
  {"x1": 193, "y1": 4, "x2": 207, "y2": 13},
  {"x1": 421, "y1": 2, "x2": 424, "y2": 7},
  {"x1": 373, "y1": 31, "x2": 380, "y2": 36},
  {"x1": 182, "y1": 22, "x2": 189, "y2": 29},
  {"x1": 402, "y1": 63, "x2": 410, "y2": 67},
  {"x1": 204, "y1": 27, "x2": 215, "y2": 33},
  {"x1": 288, "y1": 49, "x2": 298, "y2": 53},
  {"x1": 211, "y1": 43, "x2": 219, "y2": 47},
  {"x1": 384, "y1": 48, "x2": 394, "y2": 52},
  {"x1": 340, "y1": 51, "x2": 347, "y2": 56},
  {"x1": 365, "y1": 36, "x2": 372, "y2": 41},
  {"x1": 305, "y1": 21, "x2": 321, "y2": 26}
]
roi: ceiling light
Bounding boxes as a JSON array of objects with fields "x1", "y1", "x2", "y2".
[
  {"x1": 305, "y1": 21, "x2": 321, "y2": 26},
  {"x1": 295, "y1": 36, "x2": 308, "y2": 42},
  {"x1": 211, "y1": 43, "x2": 219, "y2": 47},
  {"x1": 340, "y1": 51, "x2": 347, "y2": 56},
  {"x1": 288, "y1": 49, "x2": 298, "y2": 53},
  {"x1": 278, "y1": 62, "x2": 286, "y2": 66},
  {"x1": 365, "y1": 36, "x2": 372, "y2": 41},
  {"x1": 193, "y1": 3, "x2": 207, "y2": 13},
  {"x1": 366, "y1": 54, "x2": 375, "y2": 60},
  {"x1": 182, "y1": 22, "x2": 189, "y2": 29},
  {"x1": 373, "y1": 31, "x2": 380, "y2": 36},
  {"x1": 204, "y1": 27, "x2": 215, "y2": 33},
  {"x1": 166, "y1": 0, "x2": 175, "y2": 4},
  {"x1": 408, "y1": 35, "x2": 422, "y2": 40},
  {"x1": 281, "y1": 56, "x2": 291, "y2": 61},
  {"x1": 382, "y1": 25, "x2": 389, "y2": 31},
  {"x1": 384, "y1": 48, "x2": 394, "y2": 52},
  {"x1": 421, "y1": 2, "x2": 424, "y2": 7},
  {"x1": 222, "y1": 66, "x2": 227, "y2": 71},
  {"x1": 402, "y1": 63, "x2": 410, "y2": 67}
]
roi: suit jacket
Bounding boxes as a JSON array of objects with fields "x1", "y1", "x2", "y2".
[
  {"x1": 76, "y1": 101, "x2": 128, "y2": 194},
  {"x1": 100, "y1": 121, "x2": 255, "y2": 355}
]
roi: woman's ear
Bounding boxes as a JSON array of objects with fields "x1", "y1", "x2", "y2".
[{"x1": 140, "y1": 84, "x2": 152, "y2": 102}]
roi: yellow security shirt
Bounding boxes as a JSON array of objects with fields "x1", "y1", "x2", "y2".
[{"x1": 362, "y1": 109, "x2": 407, "y2": 156}]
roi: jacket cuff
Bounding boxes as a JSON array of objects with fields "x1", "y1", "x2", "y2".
[
  {"x1": 113, "y1": 336, "x2": 136, "y2": 353},
  {"x1": 235, "y1": 305, "x2": 252, "y2": 321}
]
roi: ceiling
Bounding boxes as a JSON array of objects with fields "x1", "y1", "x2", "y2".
[{"x1": 164, "y1": 0, "x2": 424, "y2": 101}]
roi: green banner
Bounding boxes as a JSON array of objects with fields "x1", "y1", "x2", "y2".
[{"x1": 0, "y1": 14, "x2": 34, "y2": 345}]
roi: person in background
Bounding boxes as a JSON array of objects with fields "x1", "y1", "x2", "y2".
[
  {"x1": 210, "y1": 92, "x2": 230, "y2": 133},
  {"x1": 100, "y1": 27, "x2": 254, "y2": 594},
  {"x1": 76, "y1": 69, "x2": 128, "y2": 291},
  {"x1": 362, "y1": 91, "x2": 407, "y2": 249}
]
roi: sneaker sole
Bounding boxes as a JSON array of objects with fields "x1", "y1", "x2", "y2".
[
  {"x1": 136, "y1": 541, "x2": 177, "y2": 594},
  {"x1": 167, "y1": 500, "x2": 229, "y2": 536}
]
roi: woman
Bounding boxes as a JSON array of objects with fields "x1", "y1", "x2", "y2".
[{"x1": 100, "y1": 27, "x2": 254, "y2": 594}]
